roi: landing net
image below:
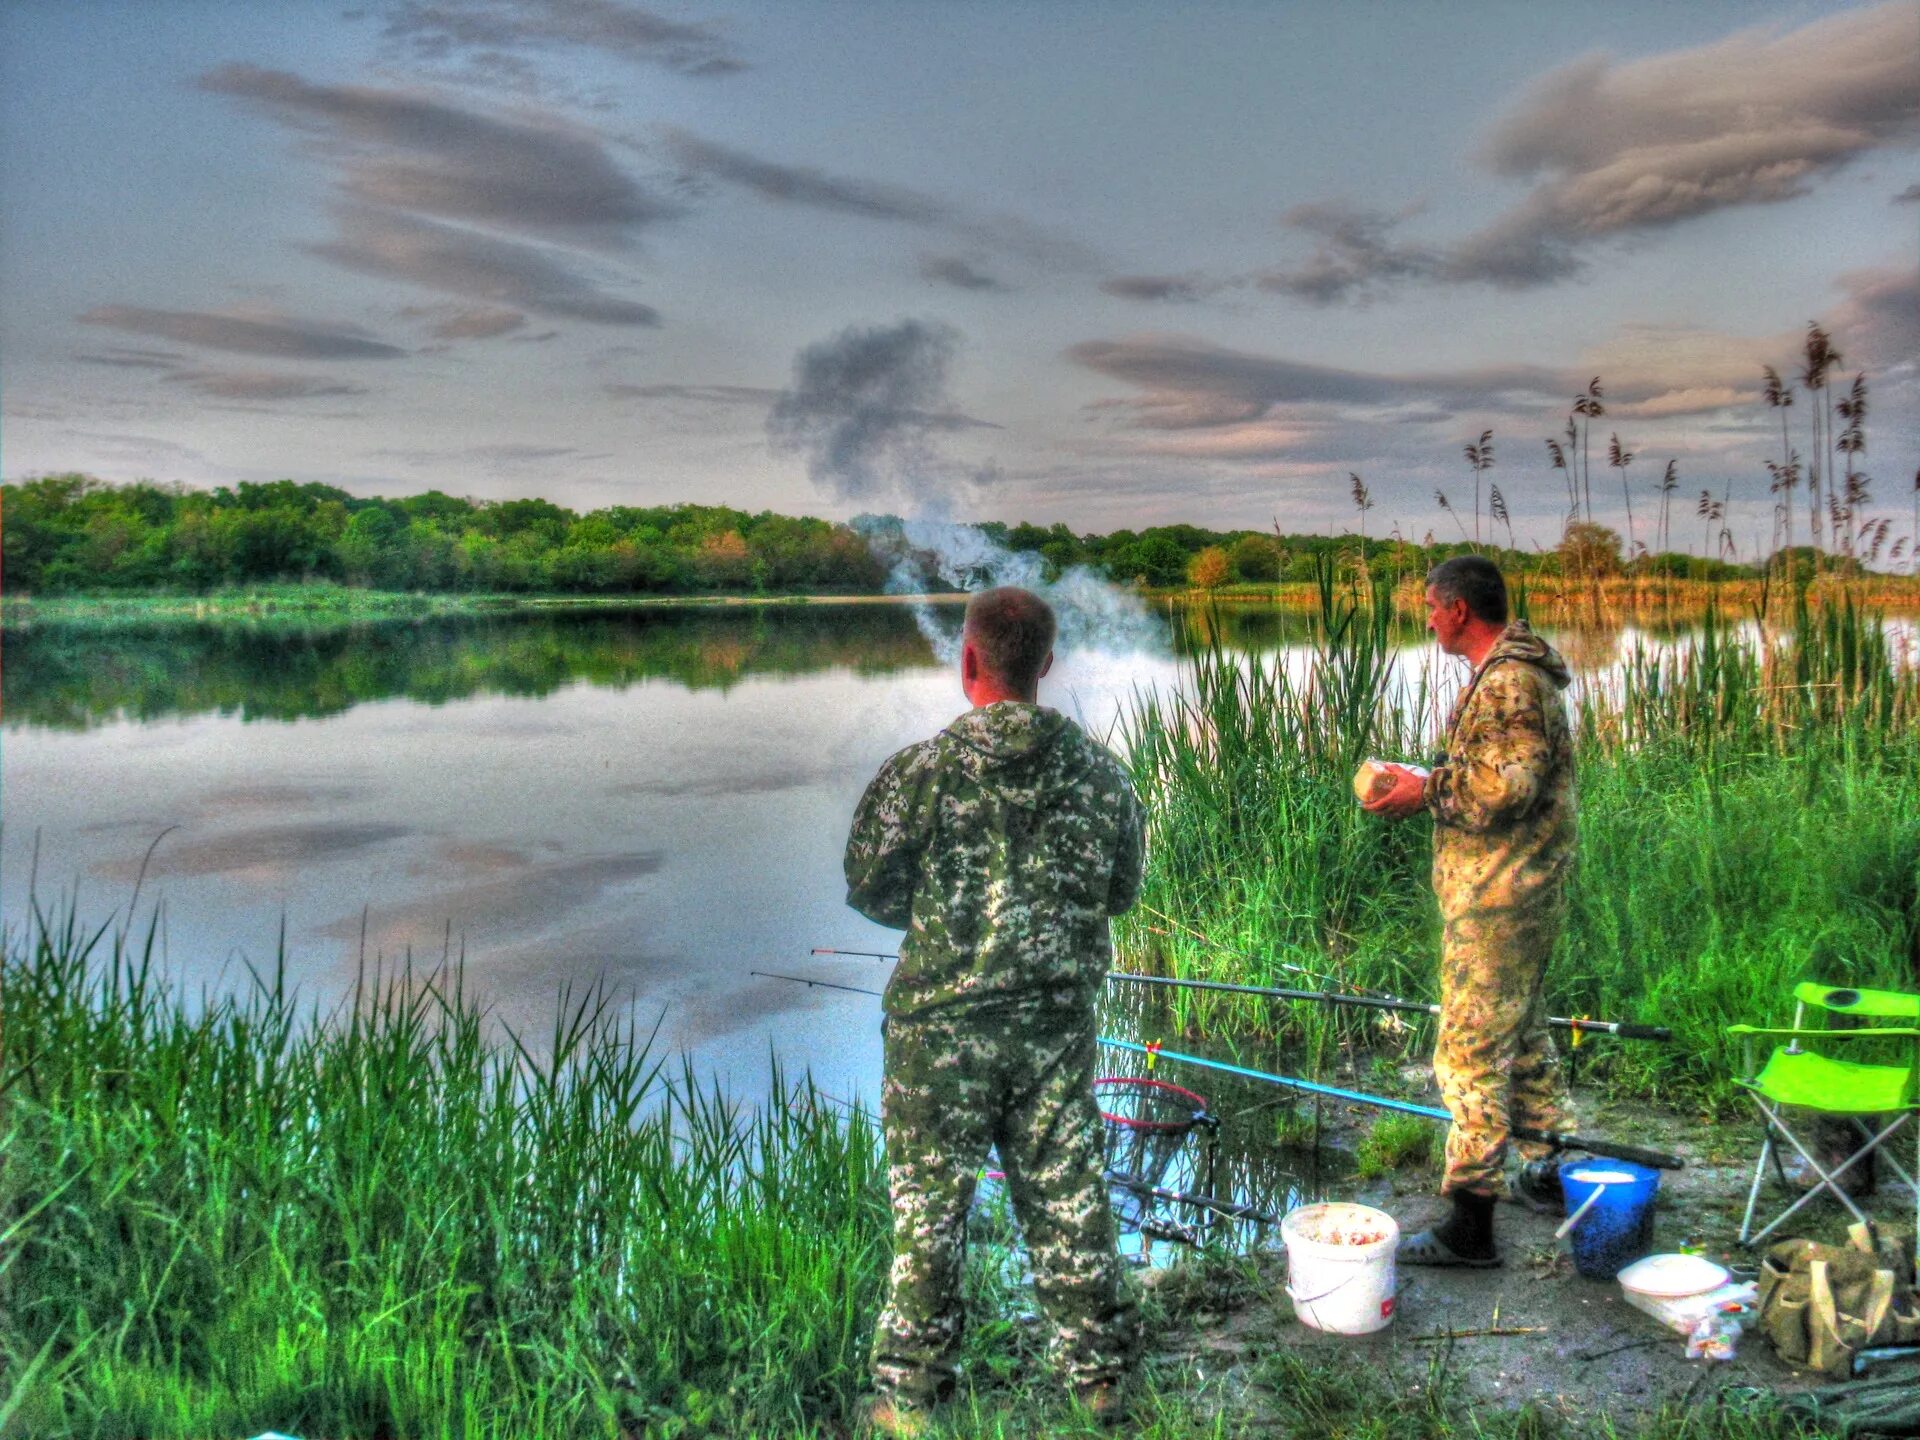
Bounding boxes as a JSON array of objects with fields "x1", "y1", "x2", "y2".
[{"x1": 1093, "y1": 1076, "x2": 1211, "y2": 1237}]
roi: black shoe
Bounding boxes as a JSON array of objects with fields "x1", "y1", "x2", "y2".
[
  {"x1": 1402, "y1": 1190, "x2": 1500, "y2": 1266},
  {"x1": 1513, "y1": 1159, "x2": 1565, "y2": 1216}
]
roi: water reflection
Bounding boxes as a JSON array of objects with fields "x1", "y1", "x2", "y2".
[
  {"x1": 2, "y1": 603, "x2": 947, "y2": 731},
  {"x1": 3, "y1": 596, "x2": 1827, "y2": 732}
]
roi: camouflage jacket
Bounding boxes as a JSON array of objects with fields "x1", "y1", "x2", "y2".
[
  {"x1": 845, "y1": 702, "x2": 1146, "y2": 1022},
  {"x1": 1421, "y1": 622, "x2": 1576, "y2": 921}
]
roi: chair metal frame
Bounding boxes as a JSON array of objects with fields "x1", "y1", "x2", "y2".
[{"x1": 1728, "y1": 980, "x2": 1919, "y2": 1285}]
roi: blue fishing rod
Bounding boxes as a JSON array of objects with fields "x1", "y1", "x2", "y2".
[{"x1": 1097, "y1": 1038, "x2": 1685, "y2": 1171}]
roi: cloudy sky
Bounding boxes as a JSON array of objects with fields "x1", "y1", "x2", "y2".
[{"x1": 3, "y1": 0, "x2": 1915, "y2": 549}]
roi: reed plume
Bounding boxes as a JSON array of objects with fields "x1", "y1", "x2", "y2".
[
  {"x1": 1607, "y1": 433, "x2": 1635, "y2": 559},
  {"x1": 1461, "y1": 430, "x2": 1493, "y2": 548}
]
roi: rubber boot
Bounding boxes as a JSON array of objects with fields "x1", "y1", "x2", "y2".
[
  {"x1": 1433, "y1": 1189, "x2": 1498, "y2": 1262},
  {"x1": 1402, "y1": 1189, "x2": 1502, "y2": 1267}
]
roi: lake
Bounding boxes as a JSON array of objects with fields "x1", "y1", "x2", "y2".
[{"x1": 0, "y1": 596, "x2": 1777, "y2": 1113}]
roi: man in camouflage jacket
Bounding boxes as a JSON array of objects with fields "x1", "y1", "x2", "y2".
[
  {"x1": 1365, "y1": 556, "x2": 1576, "y2": 1266},
  {"x1": 845, "y1": 586, "x2": 1143, "y2": 1432}
]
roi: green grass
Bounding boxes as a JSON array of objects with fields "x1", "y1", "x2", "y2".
[
  {"x1": 0, "y1": 901, "x2": 891, "y2": 1438},
  {"x1": 1116, "y1": 572, "x2": 1920, "y2": 1108},
  {"x1": 1353, "y1": 1114, "x2": 1441, "y2": 1180},
  {"x1": 0, "y1": 901, "x2": 1855, "y2": 1437}
]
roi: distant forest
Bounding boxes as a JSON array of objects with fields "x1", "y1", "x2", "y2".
[{"x1": 0, "y1": 473, "x2": 1812, "y2": 597}]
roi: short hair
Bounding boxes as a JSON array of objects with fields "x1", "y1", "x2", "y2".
[
  {"x1": 964, "y1": 586, "x2": 1056, "y2": 691},
  {"x1": 1426, "y1": 556, "x2": 1509, "y2": 625}
]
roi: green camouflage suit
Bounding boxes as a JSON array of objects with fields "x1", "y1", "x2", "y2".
[
  {"x1": 845, "y1": 700, "x2": 1144, "y2": 1405},
  {"x1": 1420, "y1": 621, "x2": 1577, "y2": 1196}
]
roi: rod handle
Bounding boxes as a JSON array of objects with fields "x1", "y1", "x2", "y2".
[
  {"x1": 1522, "y1": 1127, "x2": 1686, "y2": 1171},
  {"x1": 1598, "y1": 1022, "x2": 1674, "y2": 1042}
]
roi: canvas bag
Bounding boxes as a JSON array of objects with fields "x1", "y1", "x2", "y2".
[{"x1": 1757, "y1": 1226, "x2": 1920, "y2": 1377}]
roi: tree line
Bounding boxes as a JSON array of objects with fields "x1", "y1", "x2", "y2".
[{"x1": 0, "y1": 473, "x2": 1817, "y2": 599}]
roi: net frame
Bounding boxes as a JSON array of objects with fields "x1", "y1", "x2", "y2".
[{"x1": 1093, "y1": 1076, "x2": 1210, "y2": 1193}]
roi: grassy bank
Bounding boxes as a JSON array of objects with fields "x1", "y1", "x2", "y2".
[
  {"x1": 0, "y1": 906, "x2": 890, "y2": 1438},
  {"x1": 0, "y1": 905, "x2": 1844, "y2": 1439},
  {"x1": 1118, "y1": 579, "x2": 1920, "y2": 1107}
]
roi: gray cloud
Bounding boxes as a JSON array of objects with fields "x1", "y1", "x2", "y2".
[
  {"x1": 662, "y1": 127, "x2": 945, "y2": 223},
  {"x1": 375, "y1": 441, "x2": 583, "y2": 467},
  {"x1": 1067, "y1": 334, "x2": 1564, "y2": 431},
  {"x1": 1261, "y1": 4, "x2": 1920, "y2": 301},
  {"x1": 164, "y1": 370, "x2": 370, "y2": 400},
  {"x1": 201, "y1": 63, "x2": 679, "y2": 247},
  {"x1": 1256, "y1": 202, "x2": 1440, "y2": 304},
  {"x1": 919, "y1": 254, "x2": 1009, "y2": 292},
  {"x1": 1825, "y1": 261, "x2": 1920, "y2": 375},
  {"x1": 1895, "y1": 182, "x2": 1920, "y2": 204},
  {"x1": 768, "y1": 318, "x2": 996, "y2": 502},
  {"x1": 79, "y1": 305, "x2": 408, "y2": 360},
  {"x1": 402, "y1": 304, "x2": 530, "y2": 339},
  {"x1": 379, "y1": 0, "x2": 746, "y2": 78},
  {"x1": 74, "y1": 347, "x2": 186, "y2": 370},
  {"x1": 309, "y1": 207, "x2": 661, "y2": 325},
  {"x1": 662, "y1": 128, "x2": 1099, "y2": 273},
  {"x1": 1099, "y1": 274, "x2": 1207, "y2": 304},
  {"x1": 1459, "y1": 3, "x2": 1920, "y2": 285},
  {"x1": 606, "y1": 382, "x2": 779, "y2": 406}
]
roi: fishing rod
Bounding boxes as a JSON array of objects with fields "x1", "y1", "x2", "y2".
[
  {"x1": 1135, "y1": 906, "x2": 1670, "y2": 1043},
  {"x1": 1103, "y1": 1170, "x2": 1279, "y2": 1226},
  {"x1": 1099, "y1": 1038, "x2": 1685, "y2": 1172},
  {"x1": 810, "y1": 947, "x2": 1669, "y2": 1042},
  {"x1": 752, "y1": 970, "x2": 885, "y2": 998},
  {"x1": 1108, "y1": 972, "x2": 1672, "y2": 1042}
]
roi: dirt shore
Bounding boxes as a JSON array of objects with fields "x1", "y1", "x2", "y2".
[{"x1": 1143, "y1": 1093, "x2": 1915, "y2": 1427}]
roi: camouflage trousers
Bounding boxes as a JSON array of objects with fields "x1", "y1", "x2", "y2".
[
  {"x1": 1434, "y1": 908, "x2": 1576, "y2": 1196},
  {"x1": 872, "y1": 1011, "x2": 1137, "y2": 1405}
]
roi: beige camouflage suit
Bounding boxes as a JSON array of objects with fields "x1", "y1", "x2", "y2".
[
  {"x1": 1420, "y1": 621, "x2": 1578, "y2": 1196},
  {"x1": 845, "y1": 701, "x2": 1144, "y2": 1406}
]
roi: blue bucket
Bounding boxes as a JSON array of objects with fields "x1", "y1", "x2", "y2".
[{"x1": 1558, "y1": 1159, "x2": 1659, "y2": 1280}]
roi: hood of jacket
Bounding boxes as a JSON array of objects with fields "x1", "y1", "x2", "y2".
[
  {"x1": 942, "y1": 702, "x2": 1072, "y2": 810},
  {"x1": 1482, "y1": 619, "x2": 1572, "y2": 690}
]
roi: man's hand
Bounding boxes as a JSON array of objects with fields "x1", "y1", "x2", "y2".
[{"x1": 1362, "y1": 765, "x2": 1428, "y2": 820}]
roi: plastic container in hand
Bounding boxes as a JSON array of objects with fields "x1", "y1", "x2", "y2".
[{"x1": 1352, "y1": 760, "x2": 1430, "y2": 804}]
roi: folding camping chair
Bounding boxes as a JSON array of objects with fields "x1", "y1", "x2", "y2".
[{"x1": 1728, "y1": 980, "x2": 1920, "y2": 1279}]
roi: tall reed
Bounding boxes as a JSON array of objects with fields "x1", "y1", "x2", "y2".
[
  {"x1": 1118, "y1": 578, "x2": 1920, "y2": 1104},
  {"x1": 0, "y1": 900, "x2": 889, "y2": 1438}
]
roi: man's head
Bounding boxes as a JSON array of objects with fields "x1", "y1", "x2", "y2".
[
  {"x1": 1424, "y1": 556, "x2": 1508, "y2": 659},
  {"x1": 961, "y1": 586, "x2": 1055, "y2": 703}
]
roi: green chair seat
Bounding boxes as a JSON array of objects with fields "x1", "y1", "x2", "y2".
[{"x1": 1746, "y1": 1047, "x2": 1914, "y2": 1114}]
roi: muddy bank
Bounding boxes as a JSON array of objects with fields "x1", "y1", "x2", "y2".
[{"x1": 1141, "y1": 1093, "x2": 1910, "y2": 1428}]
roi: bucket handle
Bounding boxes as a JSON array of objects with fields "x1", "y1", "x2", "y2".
[
  {"x1": 1283, "y1": 1254, "x2": 1367, "y2": 1308},
  {"x1": 1553, "y1": 1183, "x2": 1610, "y2": 1241}
]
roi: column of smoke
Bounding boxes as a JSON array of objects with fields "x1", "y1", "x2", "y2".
[
  {"x1": 768, "y1": 318, "x2": 1162, "y2": 664},
  {"x1": 881, "y1": 517, "x2": 1159, "y2": 664}
]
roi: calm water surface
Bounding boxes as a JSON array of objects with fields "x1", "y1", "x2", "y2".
[{"x1": 0, "y1": 600, "x2": 1723, "y2": 1111}]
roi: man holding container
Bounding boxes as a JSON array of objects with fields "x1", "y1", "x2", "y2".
[{"x1": 1363, "y1": 555, "x2": 1578, "y2": 1266}]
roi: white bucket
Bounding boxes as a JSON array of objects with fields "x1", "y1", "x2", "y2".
[{"x1": 1281, "y1": 1202, "x2": 1399, "y2": 1335}]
